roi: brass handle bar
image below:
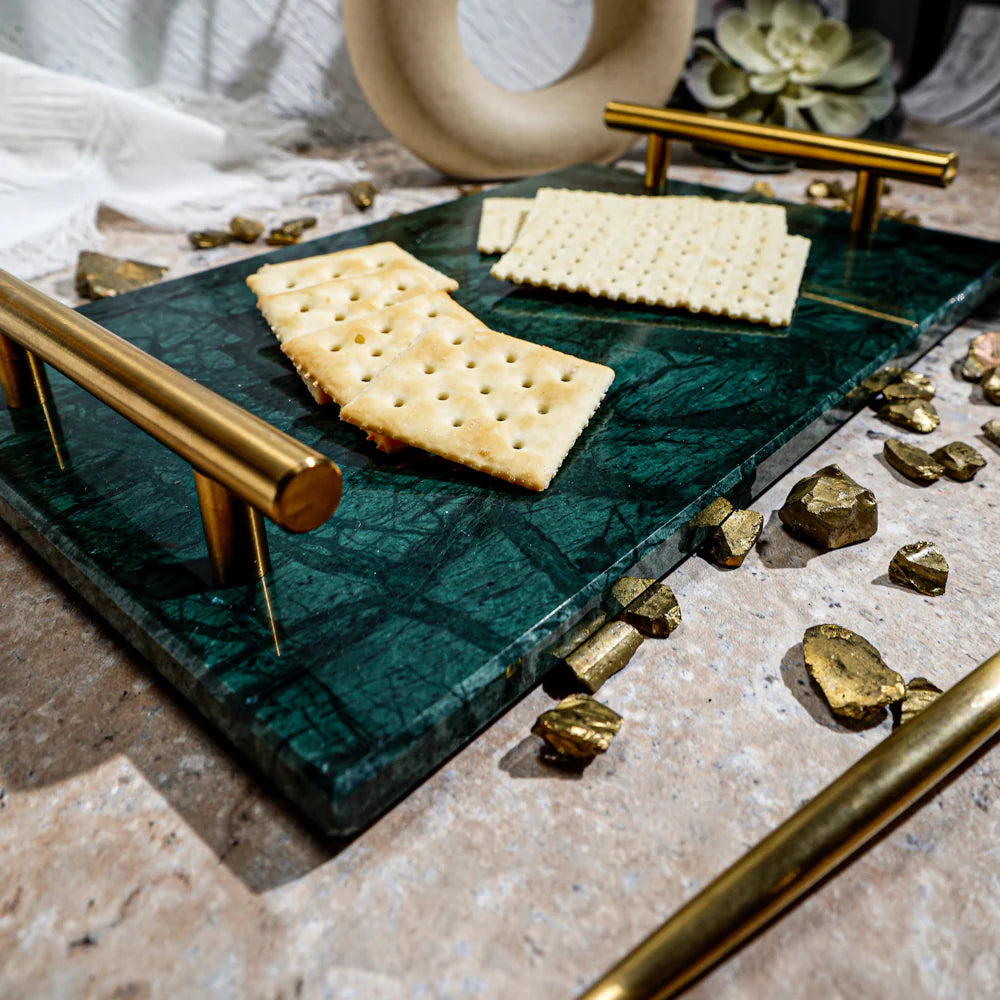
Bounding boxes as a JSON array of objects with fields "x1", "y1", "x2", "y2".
[
  {"x1": 603, "y1": 102, "x2": 958, "y2": 234},
  {"x1": 579, "y1": 648, "x2": 1000, "y2": 1000},
  {"x1": 0, "y1": 269, "x2": 342, "y2": 534}
]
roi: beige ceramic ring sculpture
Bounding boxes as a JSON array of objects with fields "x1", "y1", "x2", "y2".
[{"x1": 343, "y1": 0, "x2": 695, "y2": 179}]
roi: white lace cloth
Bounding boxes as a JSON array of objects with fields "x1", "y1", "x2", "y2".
[{"x1": 0, "y1": 54, "x2": 363, "y2": 280}]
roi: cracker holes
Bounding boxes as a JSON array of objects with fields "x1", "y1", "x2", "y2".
[
  {"x1": 371, "y1": 348, "x2": 383, "y2": 357},
  {"x1": 466, "y1": 360, "x2": 476, "y2": 369},
  {"x1": 394, "y1": 399, "x2": 405, "y2": 407},
  {"x1": 438, "y1": 391, "x2": 450, "y2": 400},
  {"x1": 561, "y1": 372, "x2": 573, "y2": 382},
  {"x1": 512, "y1": 441, "x2": 524, "y2": 450},
  {"x1": 505, "y1": 353, "x2": 517, "y2": 364},
  {"x1": 328, "y1": 344, "x2": 342, "y2": 353},
  {"x1": 480, "y1": 386, "x2": 491, "y2": 394},
  {"x1": 334, "y1": 313, "x2": 346, "y2": 322},
  {"x1": 397, "y1": 282, "x2": 410, "y2": 291},
  {"x1": 349, "y1": 292, "x2": 361, "y2": 302},
  {"x1": 522, "y1": 379, "x2": 533, "y2": 389},
  {"x1": 538, "y1": 404, "x2": 550, "y2": 415},
  {"x1": 452, "y1": 336, "x2": 465, "y2": 346},
  {"x1": 285, "y1": 281, "x2": 297, "y2": 290},
  {"x1": 424, "y1": 365, "x2": 436, "y2": 375},
  {"x1": 496, "y1": 413, "x2": 508, "y2": 422},
  {"x1": 380, "y1": 324, "x2": 393, "y2": 334},
  {"x1": 361, "y1": 374, "x2": 372, "y2": 383},
  {"x1": 299, "y1": 305, "x2": 310, "y2": 313},
  {"x1": 452, "y1": 418, "x2": 464, "y2": 427}
]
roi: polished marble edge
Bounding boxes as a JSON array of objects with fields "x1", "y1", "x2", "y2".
[{"x1": 4, "y1": 162, "x2": 999, "y2": 835}]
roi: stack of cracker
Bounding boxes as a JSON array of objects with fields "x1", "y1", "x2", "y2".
[
  {"x1": 247, "y1": 241, "x2": 615, "y2": 491},
  {"x1": 481, "y1": 188, "x2": 811, "y2": 327}
]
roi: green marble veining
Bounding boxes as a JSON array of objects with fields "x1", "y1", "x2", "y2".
[{"x1": 0, "y1": 164, "x2": 997, "y2": 834}]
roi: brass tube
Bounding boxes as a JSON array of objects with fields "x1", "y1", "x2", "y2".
[
  {"x1": 644, "y1": 134, "x2": 669, "y2": 192},
  {"x1": 0, "y1": 332, "x2": 49, "y2": 409},
  {"x1": 604, "y1": 103, "x2": 957, "y2": 187},
  {"x1": 850, "y1": 170, "x2": 884, "y2": 235},
  {"x1": 193, "y1": 469, "x2": 271, "y2": 585},
  {"x1": 580, "y1": 649, "x2": 1000, "y2": 1000},
  {"x1": 0, "y1": 269, "x2": 342, "y2": 533}
]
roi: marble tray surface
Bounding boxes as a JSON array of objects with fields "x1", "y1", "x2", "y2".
[{"x1": 2, "y1": 121, "x2": 1000, "y2": 999}]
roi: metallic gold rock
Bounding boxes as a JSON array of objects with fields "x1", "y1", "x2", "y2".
[
  {"x1": 548, "y1": 608, "x2": 607, "y2": 659},
  {"x1": 882, "y1": 382, "x2": 927, "y2": 406},
  {"x1": 621, "y1": 581, "x2": 681, "y2": 637},
  {"x1": 565, "y1": 620, "x2": 643, "y2": 693},
  {"x1": 188, "y1": 229, "x2": 232, "y2": 249},
  {"x1": 961, "y1": 331, "x2": 1000, "y2": 382},
  {"x1": 265, "y1": 217, "x2": 318, "y2": 246},
  {"x1": 889, "y1": 541, "x2": 949, "y2": 596},
  {"x1": 778, "y1": 464, "x2": 877, "y2": 550},
  {"x1": 748, "y1": 180, "x2": 775, "y2": 198},
  {"x1": 931, "y1": 441, "x2": 986, "y2": 481},
  {"x1": 897, "y1": 370, "x2": 935, "y2": 397},
  {"x1": 75, "y1": 251, "x2": 168, "y2": 300},
  {"x1": 862, "y1": 368, "x2": 934, "y2": 403},
  {"x1": 610, "y1": 576, "x2": 655, "y2": 611},
  {"x1": 983, "y1": 418, "x2": 1000, "y2": 446},
  {"x1": 685, "y1": 496, "x2": 734, "y2": 548},
  {"x1": 265, "y1": 228, "x2": 300, "y2": 246},
  {"x1": 802, "y1": 623, "x2": 905, "y2": 719},
  {"x1": 532, "y1": 693, "x2": 623, "y2": 760},
  {"x1": 229, "y1": 216, "x2": 264, "y2": 243},
  {"x1": 282, "y1": 216, "x2": 317, "y2": 234},
  {"x1": 898, "y1": 677, "x2": 943, "y2": 726},
  {"x1": 351, "y1": 180, "x2": 377, "y2": 210},
  {"x1": 704, "y1": 509, "x2": 763, "y2": 567},
  {"x1": 982, "y1": 366, "x2": 1000, "y2": 405},
  {"x1": 883, "y1": 438, "x2": 944, "y2": 484},
  {"x1": 879, "y1": 398, "x2": 940, "y2": 434},
  {"x1": 827, "y1": 179, "x2": 850, "y2": 200},
  {"x1": 860, "y1": 368, "x2": 901, "y2": 396},
  {"x1": 806, "y1": 179, "x2": 830, "y2": 198}
]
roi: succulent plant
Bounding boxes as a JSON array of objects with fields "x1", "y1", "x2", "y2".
[{"x1": 684, "y1": 0, "x2": 896, "y2": 136}]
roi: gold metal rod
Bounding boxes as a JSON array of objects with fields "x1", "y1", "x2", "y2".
[
  {"x1": 850, "y1": 170, "x2": 884, "y2": 234},
  {"x1": 0, "y1": 269, "x2": 342, "y2": 533},
  {"x1": 193, "y1": 469, "x2": 271, "y2": 586},
  {"x1": 0, "y1": 332, "x2": 48, "y2": 409},
  {"x1": 644, "y1": 134, "x2": 669, "y2": 192},
  {"x1": 579, "y1": 649, "x2": 1000, "y2": 1000},
  {"x1": 604, "y1": 103, "x2": 957, "y2": 187}
]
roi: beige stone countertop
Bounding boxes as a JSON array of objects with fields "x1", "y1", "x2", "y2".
[{"x1": 3, "y1": 121, "x2": 1000, "y2": 1000}]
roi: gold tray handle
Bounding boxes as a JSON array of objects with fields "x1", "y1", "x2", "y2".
[
  {"x1": 604, "y1": 102, "x2": 958, "y2": 235},
  {"x1": 0, "y1": 269, "x2": 342, "y2": 585},
  {"x1": 579, "y1": 648, "x2": 1000, "y2": 1000}
]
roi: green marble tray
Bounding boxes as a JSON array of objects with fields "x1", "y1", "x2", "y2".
[{"x1": 1, "y1": 164, "x2": 997, "y2": 835}]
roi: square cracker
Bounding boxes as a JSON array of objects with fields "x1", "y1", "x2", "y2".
[
  {"x1": 491, "y1": 187, "x2": 804, "y2": 325},
  {"x1": 477, "y1": 198, "x2": 535, "y2": 254},
  {"x1": 281, "y1": 291, "x2": 489, "y2": 407},
  {"x1": 685, "y1": 233, "x2": 811, "y2": 326},
  {"x1": 247, "y1": 241, "x2": 457, "y2": 298},
  {"x1": 340, "y1": 324, "x2": 615, "y2": 491},
  {"x1": 257, "y1": 263, "x2": 449, "y2": 344}
]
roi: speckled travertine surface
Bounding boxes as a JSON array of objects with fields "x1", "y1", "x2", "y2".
[{"x1": 3, "y1": 121, "x2": 1000, "y2": 1000}]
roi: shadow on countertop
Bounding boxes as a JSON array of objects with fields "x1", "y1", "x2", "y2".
[{"x1": 0, "y1": 520, "x2": 342, "y2": 894}]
